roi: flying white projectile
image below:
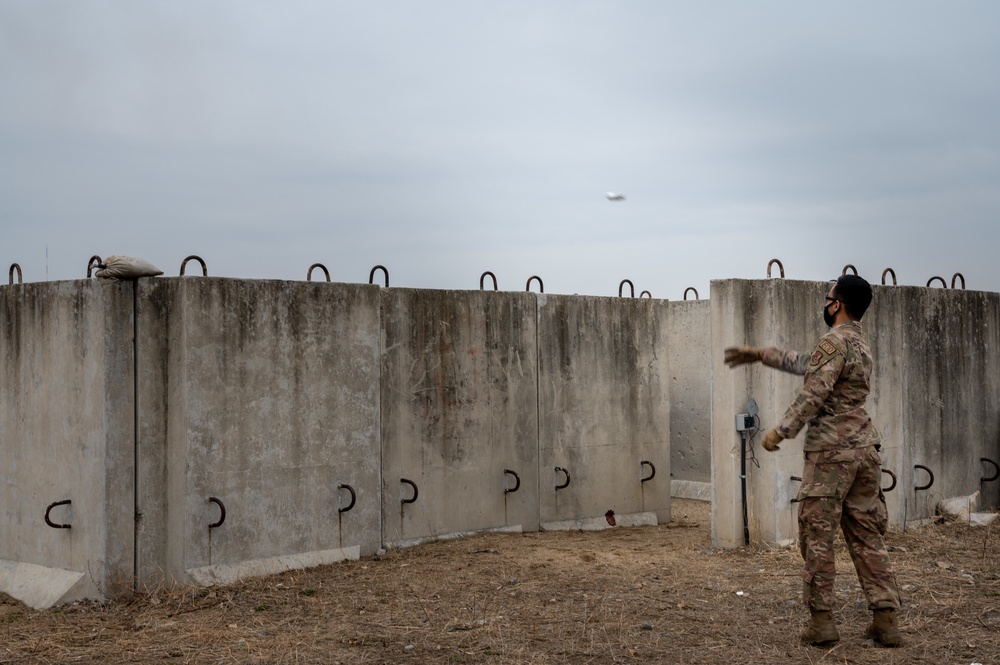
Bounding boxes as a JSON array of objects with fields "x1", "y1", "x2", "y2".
[{"x1": 606, "y1": 192, "x2": 626, "y2": 201}]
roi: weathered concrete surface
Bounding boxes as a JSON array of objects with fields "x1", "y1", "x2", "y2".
[
  {"x1": 380, "y1": 289, "x2": 539, "y2": 547},
  {"x1": 536, "y1": 295, "x2": 671, "y2": 526},
  {"x1": 667, "y1": 299, "x2": 711, "y2": 485},
  {"x1": 712, "y1": 278, "x2": 1000, "y2": 548},
  {"x1": 0, "y1": 280, "x2": 135, "y2": 606},
  {"x1": 135, "y1": 278, "x2": 382, "y2": 586}
]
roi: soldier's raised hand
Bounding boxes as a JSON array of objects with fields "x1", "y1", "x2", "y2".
[{"x1": 724, "y1": 346, "x2": 762, "y2": 368}]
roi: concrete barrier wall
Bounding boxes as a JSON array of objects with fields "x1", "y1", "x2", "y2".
[
  {"x1": 666, "y1": 299, "x2": 711, "y2": 490},
  {"x1": 536, "y1": 295, "x2": 671, "y2": 527},
  {"x1": 0, "y1": 281, "x2": 135, "y2": 607},
  {"x1": 711, "y1": 279, "x2": 1000, "y2": 548}
]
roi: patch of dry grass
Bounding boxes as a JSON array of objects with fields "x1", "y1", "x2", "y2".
[{"x1": 2, "y1": 500, "x2": 999, "y2": 664}]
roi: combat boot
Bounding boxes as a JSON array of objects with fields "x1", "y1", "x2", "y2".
[
  {"x1": 800, "y1": 610, "x2": 840, "y2": 646},
  {"x1": 865, "y1": 608, "x2": 901, "y2": 647}
]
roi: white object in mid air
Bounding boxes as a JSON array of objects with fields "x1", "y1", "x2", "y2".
[{"x1": 606, "y1": 192, "x2": 626, "y2": 201}]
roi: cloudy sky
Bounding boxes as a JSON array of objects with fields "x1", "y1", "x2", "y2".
[{"x1": 2, "y1": 1, "x2": 998, "y2": 298}]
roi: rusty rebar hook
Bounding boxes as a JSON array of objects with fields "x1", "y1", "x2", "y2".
[
  {"x1": 842, "y1": 264, "x2": 858, "y2": 276},
  {"x1": 9, "y1": 263, "x2": 22, "y2": 285},
  {"x1": 981, "y1": 458, "x2": 1000, "y2": 483},
  {"x1": 554, "y1": 466, "x2": 570, "y2": 490},
  {"x1": 526, "y1": 276, "x2": 543, "y2": 293},
  {"x1": 44, "y1": 499, "x2": 72, "y2": 529},
  {"x1": 308, "y1": 263, "x2": 331, "y2": 282},
  {"x1": 87, "y1": 255, "x2": 103, "y2": 278},
  {"x1": 338, "y1": 484, "x2": 356, "y2": 513},
  {"x1": 369, "y1": 265, "x2": 389, "y2": 287},
  {"x1": 640, "y1": 460, "x2": 655, "y2": 482},
  {"x1": 618, "y1": 279, "x2": 635, "y2": 297},
  {"x1": 181, "y1": 255, "x2": 208, "y2": 276},
  {"x1": 208, "y1": 497, "x2": 226, "y2": 529},
  {"x1": 914, "y1": 465, "x2": 934, "y2": 491},
  {"x1": 640, "y1": 290, "x2": 652, "y2": 299},
  {"x1": 683, "y1": 287, "x2": 699, "y2": 301},
  {"x1": 767, "y1": 259, "x2": 784, "y2": 278},
  {"x1": 951, "y1": 273, "x2": 966, "y2": 290},
  {"x1": 480, "y1": 271, "x2": 498, "y2": 291},
  {"x1": 881, "y1": 268, "x2": 897, "y2": 286},
  {"x1": 926, "y1": 276, "x2": 946, "y2": 288},
  {"x1": 503, "y1": 469, "x2": 520, "y2": 494},
  {"x1": 881, "y1": 469, "x2": 897, "y2": 493},
  {"x1": 400, "y1": 478, "x2": 418, "y2": 504}
]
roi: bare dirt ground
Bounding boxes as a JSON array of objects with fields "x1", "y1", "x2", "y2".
[{"x1": 2, "y1": 499, "x2": 999, "y2": 664}]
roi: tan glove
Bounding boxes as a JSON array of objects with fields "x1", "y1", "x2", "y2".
[
  {"x1": 762, "y1": 428, "x2": 782, "y2": 451},
  {"x1": 724, "y1": 346, "x2": 763, "y2": 368}
]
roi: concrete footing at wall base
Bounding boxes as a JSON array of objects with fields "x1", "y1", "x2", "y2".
[
  {"x1": 541, "y1": 511, "x2": 658, "y2": 531},
  {"x1": 185, "y1": 546, "x2": 361, "y2": 588},
  {"x1": 0, "y1": 559, "x2": 88, "y2": 610},
  {"x1": 670, "y1": 480, "x2": 711, "y2": 502},
  {"x1": 385, "y1": 525, "x2": 524, "y2": 551}
]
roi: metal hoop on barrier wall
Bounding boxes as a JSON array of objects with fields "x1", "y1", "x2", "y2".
[
  {"x1": 767, "y1": 259, "x2": 784, "y2": 278},
  {"x1": 87, "y1": 256, "x2": 103, "y2": 278},
  {"x1": 619, "y1": 279, "x2": 634, "y2": 298},
  {"x1": 338, "y1": 484, "x2": 356, "y2": 513},
  {"x1": 554, "y1": 466, "x2": 570, "y2": 490},
  {"x1": 952, "y1": 273, "x2": 966, "y2": 290},
  {"x1": 981, "y1": 458, "x2": 1000, "y2": 483},
  {"x1": 640, "y1": 290, "x2": 652, "y2": 299},
  {"x1": 881, "y1": 268, "x2": 897, "y2": 285},
  {"x1": 308, "y1": 263, "x2": 331, "y2": 282},
  {"x1": 480, "y1": 271, "x2": 498, "y2": 291},
  {"x1": 181, "y1": 256, "x2": 208, "y2": 276},
  {"x1": 526, "y1": 276, "x2": 543, "y2": 293},
  {"x1": 881, "y1": 469, "x2": 897, "y2": 493},
  {"x1": 914, "y1": 465, "x2": 934, "y2": 491},
  {"x1": 641, "y1": 460, "x2": 656, "y2": 482},
  {"x1": 926, "y1": 276, "x2": 946, "y2": 288},
  {"x1": 44, "y1": 499, "x2": 72, "y2": 529},
  {"x1": 9, "y1": 263, "x2": 22, "y2": 285},
  {"x1": 400, "y1": 478, "x2": 418, "y2": 504},
  {"x1": 208, "y1": 497, "x2": 226, "y2": 528},
  {"x1": 842, "y1": 264, "x2": 858, "y2": 276},
  {"x1": 503, "y1": 469, "x2": 520, "y2": 494},
  {"x1": 369, "y1": 265, "x2": 388, "y2": 287},
  {"x1": 683, "y1": 287, "x2": 699, "y2": 301}
]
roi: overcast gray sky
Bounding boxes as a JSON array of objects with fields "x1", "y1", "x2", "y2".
[{"x1": 2, "y1": 1, "x2": 998, "y2": 298}]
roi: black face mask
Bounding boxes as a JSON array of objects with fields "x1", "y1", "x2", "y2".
[{"x1": 823, "y1": 302, "x2": 836, "y2": 328}]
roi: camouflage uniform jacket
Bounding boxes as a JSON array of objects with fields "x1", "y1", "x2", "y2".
[{"x1": 760, "y1": 321, "x2": 881, "y2": 452}]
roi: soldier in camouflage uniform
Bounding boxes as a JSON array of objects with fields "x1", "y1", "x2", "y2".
[{"x1": 724, "y1": 274, "x2": 901, "y2": 648}]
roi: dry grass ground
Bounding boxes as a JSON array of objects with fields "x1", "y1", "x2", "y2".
[{"x1": 2, "y1": 499, "x2": 999, "y2": 664}]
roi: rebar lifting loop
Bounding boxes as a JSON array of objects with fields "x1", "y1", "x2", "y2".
[
  {"x1": 640, "y1": 290, "x2": 653, "y2": 299},
  {"x1": 881, "y1": 469, "x2": 897, "y2": 493},
  {"x1": 526, "y1": 275, "x2": 543, "y2": 293},
  {"x1": 180, "y1": 255, "x2": 208, "y2": 276},
  {"x1": 640, "y1": 460, "x2": 656, "y2": 482},
  {"x1": 207, "y1": 497, "x2": 226, "y2": 528},
  {"x1": 619, "y1": 279, "x2": 635, "y2": 298},
  {"x1": 480, "y1": 271, "x2": 498, "y2": 291},
  {"x1": 337, "y1": 484, "x2": 356, "y2": 513},
  {"x1": 400, "y1": 478, "x2": 418, "y2": 504},
  {"x1": 914, "y1": 464, "x2": 934, "y2": 491},
  {"x1": 789, "y1": 475, "x2": 802, "y2": 503},
  {"x1": 554, "y1": 466, "x2": 570, "y2": 490},
  {"x1": 881, "y1": 268, "x2": 897, "y2": 286},
  {"x1": 44, "y1": 499, "x2": 72, "y2": 529},
  {"x1": 503, "y1": 469, "x2": 520, "y2": 494},
  {"x1": 9, "y1": 263, "x2": 22, "y2": 285},
  {"x1": 683, "y1": 287, "x2": 699, "y2": 301},
  {"x1": 87, "y1": 255, "x2": 103, "y2": 278},
  {"x1": 981, "y1": 458, "x2": 1000, "y2": 483},
  {"x1": 951, "y1": 273, "x2": 966, "y2": 289},
  {"x1": 767, "y1": 258, "x2": 784, "y2": 278},
  {"x1": 369, "y1": 265, "x2": 389, "y2": 287},
  {"x1": 842, "y1": 264, "x2": 858, "y2": 276},
  {"x1": 307, "y1": 263, "x2": 331, "y2": 282},
  {"x1": 926, "y1": 276, "x2": 946, "y2": 288}
]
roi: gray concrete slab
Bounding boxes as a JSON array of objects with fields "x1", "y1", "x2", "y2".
[{"x1": 667, "y1": 299, "x2": 711, "y2": 484}]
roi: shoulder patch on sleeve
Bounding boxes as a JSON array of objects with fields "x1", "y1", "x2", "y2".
[{"x1": 819, "y1": 339, "x2": 837, "y2": 355}]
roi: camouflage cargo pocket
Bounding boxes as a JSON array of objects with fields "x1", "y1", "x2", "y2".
[{"x1": 796, "y1": 451, "x2": 854, "y2": 502}]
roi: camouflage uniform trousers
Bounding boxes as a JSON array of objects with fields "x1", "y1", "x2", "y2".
[{"x1": 797, "y1": 445, "x2": 901, "y2": 611}]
